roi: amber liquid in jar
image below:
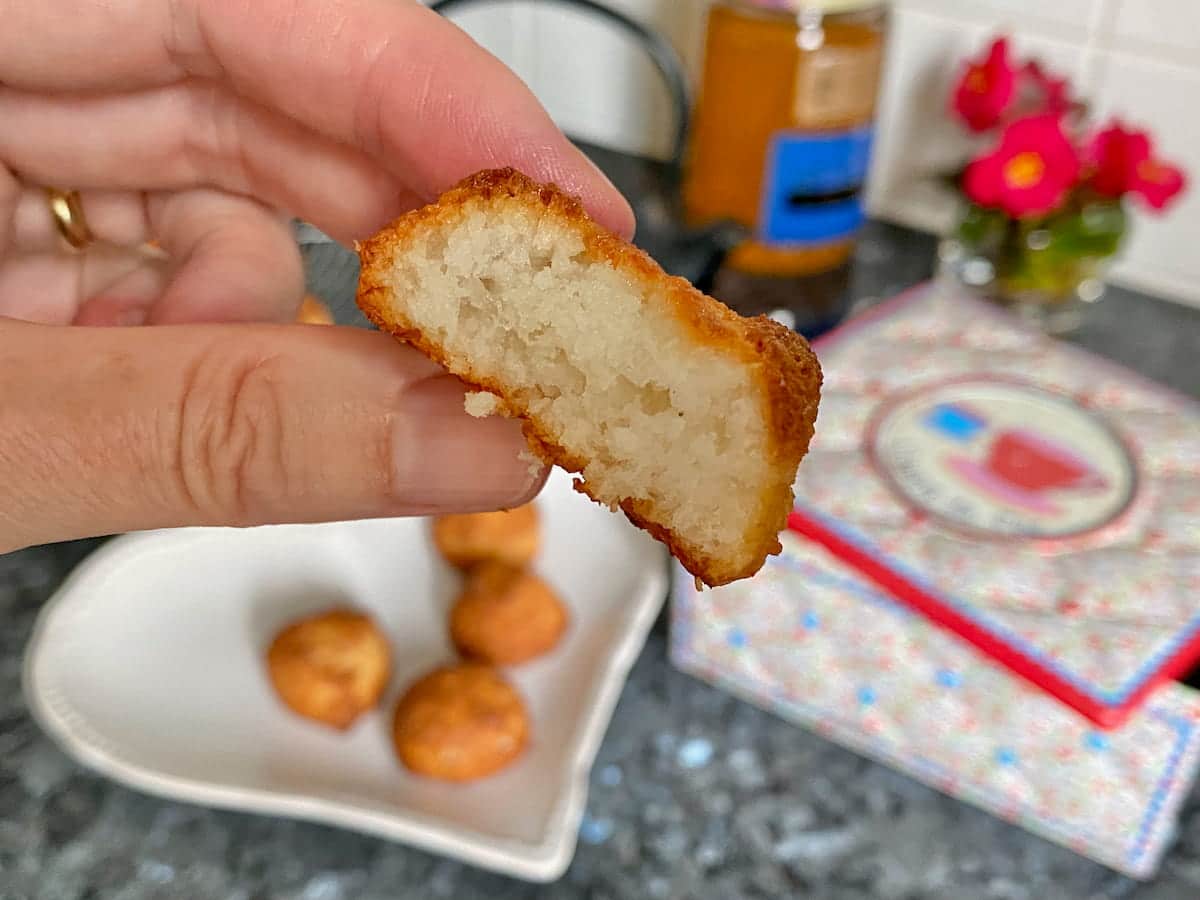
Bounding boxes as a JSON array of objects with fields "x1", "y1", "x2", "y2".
[{"x1": 683, "y1": 2, "x2": 886, "y2": 277}]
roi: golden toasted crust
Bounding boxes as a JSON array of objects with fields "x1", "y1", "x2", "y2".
[
  {"x1": 449, "y1": 563, "x2": 568, "y2": 665},
  {"x1": 431, "y1": 504, "x2": 540, "y2": 571},
  {"x1": 392, "y1": 663, "x2": 529, "y2": 782},
  {"x1": 265, "y1": 608, "x2": 392, "y2": 731},
  {"x1": 357, "y1": 168, "x2": 822, "y2": 586}
]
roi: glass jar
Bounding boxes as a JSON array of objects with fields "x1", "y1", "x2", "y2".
[
  {"x1": 937, "y1": 199, "x2": 1121, "y2": 335},
  {"x1": 683, "y1": 0, "x2": 888, "y2": 277}
]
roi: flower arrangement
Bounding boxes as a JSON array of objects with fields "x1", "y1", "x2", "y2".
[{"x1": 944, "y1": 37, "x2": 1186, "y2": 320}]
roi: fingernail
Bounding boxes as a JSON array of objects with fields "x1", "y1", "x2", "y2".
[{"x1": 394, "y1": 375, "x2": 546, "y2": 511}]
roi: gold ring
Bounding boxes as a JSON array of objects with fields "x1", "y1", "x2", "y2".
[{"x1": 45, "y1": 187, "x2": 95, "y2": 251}]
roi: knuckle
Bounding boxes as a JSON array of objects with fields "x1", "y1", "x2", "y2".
[
  {"x1": 181, "y1": 81, "x2": 221, "y2": 179},
  {"x1": 174, "y1": 344, "x2": 291, "y2": 523},
  {"x1": 352, "y1": 34, "x2": 400, "y2": 159},
  {"x1": 0, "y1": 163, "x2": 18, "y2": 258},
  {"x1": 183, "y1": 80, "x2": 249, "y2": 188}
]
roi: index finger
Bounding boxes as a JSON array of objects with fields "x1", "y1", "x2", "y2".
[{"x1": 2, "y1": 0, "x2": 635, "y2": 237}]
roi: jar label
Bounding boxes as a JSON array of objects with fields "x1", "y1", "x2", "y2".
[
  {"x1": 794, "y1": 42, "x2": 884, "y2": 127},
  {"x1": 758, "y1": 126, "x2": 873, "y2": 246}
]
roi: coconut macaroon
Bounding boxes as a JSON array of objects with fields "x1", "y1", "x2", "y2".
[
  {"x1": 266, "y1": 608, "x2": 391, "y2": 730},
  {"x1": 431, "y1": 503, "x2": 540, "y2": 571},
  {"x1": 357, "y1": 168, "x2": 821, "y2": 587},
  {"x1": 392, "y1": 662, "x2": 530, "y2": 782},
  {"x1": 449, "y1": 562, "x2": 568, "y2": 665}
]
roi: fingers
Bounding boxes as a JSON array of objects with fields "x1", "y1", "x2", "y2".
[
  {"x1": 0, "y1": 165, "x2": 18, "y2": 255},
  {"x1": 143, "y1": 189, "x2": 304, "y2": 324},
  {"x1": 185, "y1": 0, "x2": 634, "y2": 235},
  {"x1": 9, "y1": 185, "x2": 151, "y2": 252},
  {"x1": 0, "y1": 167, "x2": 161, "y2": 324},
  {"x1": 0, "y1": 0, "x2": 634, "y2": 238},
  {"x1": 0, "y1": 81, "x2": 410, "y2": 244},
  {"x1": 0, "y1": 1, "x2": 179, "y2": 91},
  {"x1": 0, "y1": 318, "x2": 548, "y2": 553},
  {"x1": 0, "y1": 243, "x2": 159, "y2": 326},
  {"x1": 0, "y1": 255, "x2": 84, "y2": 324},
  {"x1": 74, "y1": 266, "x2": 168, "y2": 326},
  {"x1": 0, "y1": 184, "x2": 301, "y2": 326}
]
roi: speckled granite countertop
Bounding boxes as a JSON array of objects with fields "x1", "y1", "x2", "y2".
[{"x1": 3, "y1": 149, "x2": 1200, "y2": 900}]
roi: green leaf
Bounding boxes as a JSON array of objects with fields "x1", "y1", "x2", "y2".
[
  {"x1": 956, "y1": 204, "x2": 1008, "y2": 250},
  {"x1": 992, "y1": 202, "x2": 1125, "y2": 298},
  {"x1": 1049, "y1": 202, "x2": 1126, "y2": 257},
  {"x1": 954, "y1": 196, "x2": 1127, "y2": 300}
]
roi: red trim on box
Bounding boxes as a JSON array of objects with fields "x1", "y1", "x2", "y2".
[
  {"x1": 785, "y1": 508, "x2": 1200, "y2": 730},
  {"x1": 792, "y1": 280, "x2": 1200, "y2": 728}
]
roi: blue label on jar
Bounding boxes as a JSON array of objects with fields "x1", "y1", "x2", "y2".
[{"x1": 759, "y1": 126, "x2": 874, "y2": 246}]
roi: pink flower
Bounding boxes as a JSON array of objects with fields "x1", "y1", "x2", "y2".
[
  {"x1": 964, "y1": 115, "x2": 1081, "y2": 218},
  {"x1": 1088, "y1": 121, "x2": 1187, "y2": 211},
  {"x1": 1133, "y1": 158, "x2": 1187, "y2": 210},
  {"x1": 1088, "y1": 122, "x2": 1151, "y2": 197},
  {"x1": 1022, "y1": 60, "x2": 1072, "y2": 118},
  {"x1": 952, "y1": 38, "x2": 1017, "y2": 132}
]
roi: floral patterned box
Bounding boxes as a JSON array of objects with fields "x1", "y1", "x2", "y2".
[
  {"x1": 669, "y1": 282, "x2": 1200, "y2": 877},
  {"x1": 669, "y1": 538, "x2": 1200, "y2": 879},
  {"x1": 789, "y1": 283, "x2": 1200, "y2": 728}
]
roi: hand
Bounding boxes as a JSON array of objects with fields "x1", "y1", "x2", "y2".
[{"x1": 0, "y1": 0, "x2": 634, "y2": 553}]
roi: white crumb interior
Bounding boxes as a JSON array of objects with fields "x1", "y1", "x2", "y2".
[
  {"x1": 385, "y1": 200, "x2": 769, "y2": 564},
  {"x1": 464, "y1": 391, "x2": 502, "y2": 418}
]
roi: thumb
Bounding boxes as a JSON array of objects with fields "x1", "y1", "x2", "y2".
[{"x1": 0, "y1": 318, "x2": 545, "y2": 552}]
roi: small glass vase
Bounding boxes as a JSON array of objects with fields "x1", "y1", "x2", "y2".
[{"x1": 936, "y1": 200, "x2": 1124, "y2": 335}]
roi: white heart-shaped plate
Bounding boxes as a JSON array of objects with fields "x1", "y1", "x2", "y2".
[{"x1": 23, "y1": 468, "x2": 667, "y2": 881}]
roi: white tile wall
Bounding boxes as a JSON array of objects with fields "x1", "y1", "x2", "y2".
[
  {"x1": 427, "y1": 0, "x2": 706, "y2": 159},
  {"x1": 433, "y1": 0, "x2": 1200, "y2": 309},
  {"x1": 868, "y1": 8, "x2": 1096, "y2": 230},
  {"x1": 529, "y1": 0, "x2": 689, "y2": 161},
  {"x1": 865, "y1": 9, "x2": 1090, "y2": 235},
  {"x1": 901, "y1": 0, "x2": 1104, "y2": 41},
  {"x1": 869, "y1": 0, "x2": 1200, "y2": 309},
  {"x1": 1088, "y1": 49, "x2": 1200, "y2": 305},
  {"x1": 1110, "y1": 0, "x2": 1200, "y2": 61}
]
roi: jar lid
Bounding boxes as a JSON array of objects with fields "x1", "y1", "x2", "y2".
[{"x1": 743, "y1": 0, "x2": 887, "y2": 12}]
